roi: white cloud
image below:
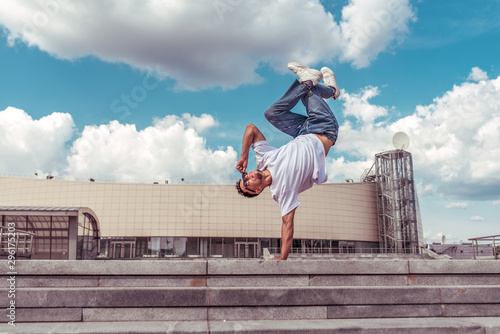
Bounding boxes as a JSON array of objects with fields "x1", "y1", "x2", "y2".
[
  {"x1": 339, "y1": 0, "x2": 416, "y2": 68},
  {"x1": 0, "y1": 0, "x2": 416, "y2": 90},
  {"x1": 416, "y1": 182, "x2": 435, "y2": 196},
  {"x1": 494, "y1": 200, "x2": 500, "y2": 206},
  {"x1": 327, "y1": 156, "x2": 374, "y2": 183},
  {"x1": 66, "y1": 114, "x2": 236, "y2": 183},
  {"x1": 0, "y1": 107, "x2": 74, "y2": 176},
  {"x1": 470, "y1": 216, "x2": 485, "y2": 221},
  {"x1": 341, "y1": 86, "x2": 388, "y2": 123},
  {"x1": 328, "y1": 71, "x2": 500, "y2": 200},
  {"x1": 445, "y1": 202, "x2": 468, "y2": 209},
  {"x1": 413, "y1": 76, "x2": 500, "y2": 198},
  {"x1": 467, "y1": 67, "x2": 488, "y2": 82},
  {"x1": 181, "y1": 113, "x2": 218, "y2": 134},
  {"x1": 0, "y1": 107, "x2": 235, "y2": 183}
]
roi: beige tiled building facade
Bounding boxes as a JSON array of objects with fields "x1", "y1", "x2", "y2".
[{"x1": 0, "y1": 176, "x2": 380, "y2": 259}]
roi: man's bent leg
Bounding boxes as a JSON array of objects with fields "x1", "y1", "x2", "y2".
[
  {"x1": 299, "y1": 86, "x2": 339, "y2": 143},
  {"x1": 264, "y1": 80, "x2": 310, "y2": 138},
  {"x1": 315, "y1": 84, "x2": 336, "y2": 100}
]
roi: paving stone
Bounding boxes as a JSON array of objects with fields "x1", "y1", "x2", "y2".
[
  {"x1": 207, "y1": 286, "x2": 440, "y2": 306},
  {"x1": 208, "y1": 318, "x2": 491, "y2": 334},
  {"x1": 441, "y1": 304, "x2": 500, "y2": 317},
  {"x1": 309, "y1": 274, "x2": 407, "y2": 286},
  {"x1": 440, "y1": 286, "x2": 500, "y2": 304},
  {"x1": 409, "y1": 260, "x2": 500, "y2": 274},
  {"x1": 207, "y1": 275, "x2": 309, "y2": 287},
  {"x1": 208, "y1": 306, "x2": 327, "y2": 320},
  {"x1": 208, "y1": 259, "x2": 409, "y2": 275},
  {"x1": 0, "y1": 321, "x2": 209, "y2": 333},
  {"x1": 0, "y1": 259, "x2": 207, "y2": 276},
  {"x1": 98, "y1": 275, "x2": 205, "y2": 287},
  {"x1": 407, "y1": 274, "x2": 500, "y2": 286},
  {"x1": 2, "y1": 318, "x2": 498, "y2": 334},
  {"x1": 327, "y1": 304, "x2": 443, "y2": 319},
  {"x1": 340, "y1": 286, "x2": 441, "y2": 305},
  {"x1": 5, "y1": 307, "x2": 82, "y2": 322},
  {"x1": 16, "y1": 276, "x2": 99, "y2": 288},
  {"x1": 83, "y1": 307, "x2": 207, "y2": 321},
  {"x1": 208, "y1": 286, "x2": 343, "y2": 306},
  {"x1": 0, "y1": 287, "x2": 207, "y2": 308},
  {"x1": 477, "y1": 317, "x2": 500, "y2": 334}
]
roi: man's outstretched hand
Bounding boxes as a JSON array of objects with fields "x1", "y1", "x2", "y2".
[{"x1": 236, "y1": 157, "x2": 248, "y2": 174}]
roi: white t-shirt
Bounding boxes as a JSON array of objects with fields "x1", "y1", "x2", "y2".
[{"x1": 253, "y1": 134, "x2": 328, "y2": 216}]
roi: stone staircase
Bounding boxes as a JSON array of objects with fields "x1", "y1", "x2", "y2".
[{"x1": 1, "y1": 258, "x2": 500, "y2": 333}]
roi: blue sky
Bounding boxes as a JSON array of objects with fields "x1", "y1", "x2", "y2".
[{"x1": 0, "y1": 0, "x2": 499, "y2": 243}]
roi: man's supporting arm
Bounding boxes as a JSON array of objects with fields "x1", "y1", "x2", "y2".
[
  {"x1": 236, "y1": 124, "x2": 266, "y2": 173},
  {"x1": 271, "y1": 208, "x2": 296, "y2": 260}
]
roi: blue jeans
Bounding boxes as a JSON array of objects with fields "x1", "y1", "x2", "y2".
[{"x1": 264, "y1": 80, "x2": 339, "y2": 144}]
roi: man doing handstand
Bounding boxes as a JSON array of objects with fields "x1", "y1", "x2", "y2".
[{"x1": 235, "y1": 62, "x2": 340, "y2": 260}]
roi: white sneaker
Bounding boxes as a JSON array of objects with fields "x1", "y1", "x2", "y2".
[
  {"x1": 321, "y1": 67, "x2": 340, "y2": 99},
  {"x1": 263, "y1": 248, "x2": 274, "y2": 261},
  {"x1": 288, "y1": 62, "x2": 323, "y2": 86}
]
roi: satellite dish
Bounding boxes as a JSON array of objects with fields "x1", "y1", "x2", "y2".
[{"x1": 392, "y1": 132, "x2": 410, "y2": 150}]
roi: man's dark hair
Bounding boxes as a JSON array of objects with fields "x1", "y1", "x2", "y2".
[{"x1": 235, "y1": 179, "x2": 259, "y2": 198}]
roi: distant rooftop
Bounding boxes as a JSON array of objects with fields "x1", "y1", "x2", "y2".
[{"x1": 0, "y1": 172, "x2": 234, "y2": 185}]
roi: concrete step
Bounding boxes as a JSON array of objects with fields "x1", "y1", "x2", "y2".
[
  {"x1": 4, "y1": 286, "x2": 500, "y2": 322},
  {"x1": 11, "y1": 273, "x2": 500, "y2": 288},
  {"x1": 4, "y1": 259, "x2": 500, "y2": 288},
  {"x1": 8, "y1": 304, "x2": 500, "y2": 323},
  {"x1": 2, "y1": 259, "x2": 499, "y2": 326},
  {"x1": 4, "y1": 259, "x2": 500, "y2": 276},
  {"x1": 2, "y1": 318, "x2": 500, "y2": 334},
  {"x1": 5, "y1": 286, "x2": 500, "y2": 308},
  {"x1": 208, "y1": 258, "x2": 500, "y2": 275}
]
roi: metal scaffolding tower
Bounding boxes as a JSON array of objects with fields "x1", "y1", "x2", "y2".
[{"x1": 373, "y1": 150, "x2": 420, "y2": 253}]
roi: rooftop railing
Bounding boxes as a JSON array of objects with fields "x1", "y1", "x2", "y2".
[
  {"x1": 267, "y1": 246, "x2": 420, "y2": 256},
  {"x1": 468, "y1": 235, "x2": 500, "y2": 260}
]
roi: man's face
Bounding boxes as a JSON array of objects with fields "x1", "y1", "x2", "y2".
[{"x1": 239, "y1": 170, "x2": 263, "y2": 195}]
